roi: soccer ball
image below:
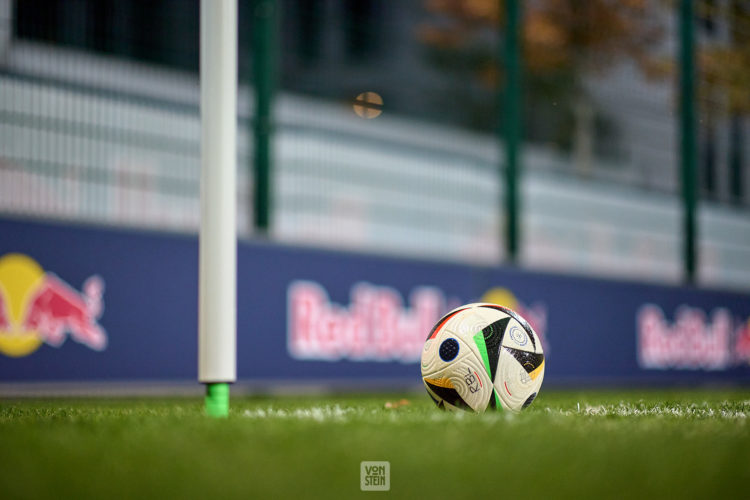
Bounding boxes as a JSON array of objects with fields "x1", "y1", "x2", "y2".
[{"x1": 421, "y1": 303, "x2": 545, "y2": 412}]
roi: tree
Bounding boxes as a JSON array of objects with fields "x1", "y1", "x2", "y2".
[
  {"x1": 418, "y1": 0, "x2": 663, "y2": 172},
  {"x1": 698, "y1": 0, "x2": 750, "y2": 114},
  {"x1": 696, "y1": 0, "x2": 750, "y2": 200}
]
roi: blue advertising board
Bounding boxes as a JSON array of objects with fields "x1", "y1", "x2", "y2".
[{"x1": 0, "y1": 217, "x2": 749, "y2": 386}]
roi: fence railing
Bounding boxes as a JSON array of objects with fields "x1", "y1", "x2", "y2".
[{"x1": 1, "y1": 0, "x2": 749, "y2": 291}]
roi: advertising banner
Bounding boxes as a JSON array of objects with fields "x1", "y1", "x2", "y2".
[{"x1": 1, "y1": 218, "x2": 748, "y2": 386}]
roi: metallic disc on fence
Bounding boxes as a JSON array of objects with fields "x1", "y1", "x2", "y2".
[{"x1": 353, "y1": 92, "x2": 383, "y2": 119}]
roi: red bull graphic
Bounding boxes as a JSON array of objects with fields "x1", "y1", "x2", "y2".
[
  {"x1": 0, "y1": 253, "x2": 106, "y2": 357},
  {"x1": 0, "y1": 293, "x2": 9, "y2": 331},
  {"x1": 287, "y1": 281, "x2": 550, "y2": 363},
  {"x1": 736, "y1": 319, "x2": 750, "y2": 364},
  {"x1": 637, "y1": 304, "x2": 750, "y2": 370},
  {"x1": 288, "y1": 281, "x2": 448, "y2": 362}
]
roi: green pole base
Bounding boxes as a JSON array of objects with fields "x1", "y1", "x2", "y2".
[{"x1": 205, "y1": 382, "x2": 230, "y2": 418}]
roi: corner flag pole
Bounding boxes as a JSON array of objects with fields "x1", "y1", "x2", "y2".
[{"x1": 199, "y1": 0, "x2": 237, "y2": 417}]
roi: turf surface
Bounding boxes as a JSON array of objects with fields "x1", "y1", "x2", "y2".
[{"x1": 1, "y1": 389, "x2": 749, "y2": 499}]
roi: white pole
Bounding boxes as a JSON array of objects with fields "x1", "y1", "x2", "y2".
[{"x1": 199, "y1": 0, "x2": 237, "y2": 416}]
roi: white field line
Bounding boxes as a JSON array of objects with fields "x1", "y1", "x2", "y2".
[
  {"x1": 242, "y1": 405, "x2": 363, "y2": 422},
  {"x1": 241, "y1": 405, "x2": 519, "y2": 423},
  {"x1": 547, "y1": 400, "x2": 749, "y2": 419},
  {"x1": 241, "y1": 401, "x2": 750, "y2": 422}
]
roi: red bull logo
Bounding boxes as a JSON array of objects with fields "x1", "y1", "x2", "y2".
[
  {"x1": 286, "y1": 281, "x2": 549, "y2": 363},
  {"x1": 736, "y1": 319, "x2": 750, "y2": 363},
  {"x1": 0, "y1": 253, "x2": 106, "y2": 357},
  {"x1": 288, "y1": 281, "x2": 448, "y2": 362},
  {"x1": 637, "y1": 304, "x2": 750, "y2": 370}
]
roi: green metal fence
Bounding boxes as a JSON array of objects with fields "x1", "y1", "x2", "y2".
[{"x1": 1, "y1": 0, "x2": 749, "y2": 290}]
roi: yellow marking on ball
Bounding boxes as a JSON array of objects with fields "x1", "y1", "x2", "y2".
[
  {"x1": 529, "y1": 360, "x2": 545, "y2": 381},
  {"x1": 424, "y1": 377, "x2": 454, "y2": 389}
]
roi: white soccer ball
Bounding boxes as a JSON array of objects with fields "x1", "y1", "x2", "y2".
[{"x1": 421, "y1": 303, "x2": 545, "y2": 413}]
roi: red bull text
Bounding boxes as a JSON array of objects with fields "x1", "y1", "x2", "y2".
[
  {"x1": 287, "y1": 281, "x2": 549, "y2": 363},
  {"x1": 638, "y1": 304, "x2": 750, "y2": 370}
]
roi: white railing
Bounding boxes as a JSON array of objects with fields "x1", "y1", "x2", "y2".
[{"x1": 1, "y1": 42, "x2": 749, "y2": 290}]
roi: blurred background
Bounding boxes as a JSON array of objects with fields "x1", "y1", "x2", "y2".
[
  {"x1": 1, "y1": 0, "x2": 749, "y2": 290},
  {"x1": 1, "y1": 8, "x2": 749, "y2": 497}
]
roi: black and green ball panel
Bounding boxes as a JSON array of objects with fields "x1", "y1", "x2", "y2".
[
  {"x1": 504, "y1": 346, "x2": 545, "y2": 373},
  {"x1": 479, "y1": 317, "x2": 510, "y2": 383},
  {"x1": 478, "y1": 304, "x2": 538, "y2": 351},
  {"x1": 470, "y1": 316, "x2": 512, "y2": 411}
]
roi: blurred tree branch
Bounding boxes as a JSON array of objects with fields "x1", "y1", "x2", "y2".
[
  {"x1": 698, "y1": 0, "x2": 750, "y2": 114},
  {"x1": 418, "y1": 0, "x2": 664, "y2": 87},
  {"x1": 417, "y1": 0, "x2": 665, "y2": 170}
]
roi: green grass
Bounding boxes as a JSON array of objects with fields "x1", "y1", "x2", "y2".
[{"x1": 1, "y1": 389, "x2": 749, "y2": 499}]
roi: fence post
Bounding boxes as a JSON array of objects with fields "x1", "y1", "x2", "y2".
[
  {"x1": 679, "y1": 0, "x2": 697, "y2": 284},
  {"x1": 502, "y1": 0, "x2": 522, "y2": 264},
  {"x1": 253, "y1": 0, "x2": 277, "y2": 234}
]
